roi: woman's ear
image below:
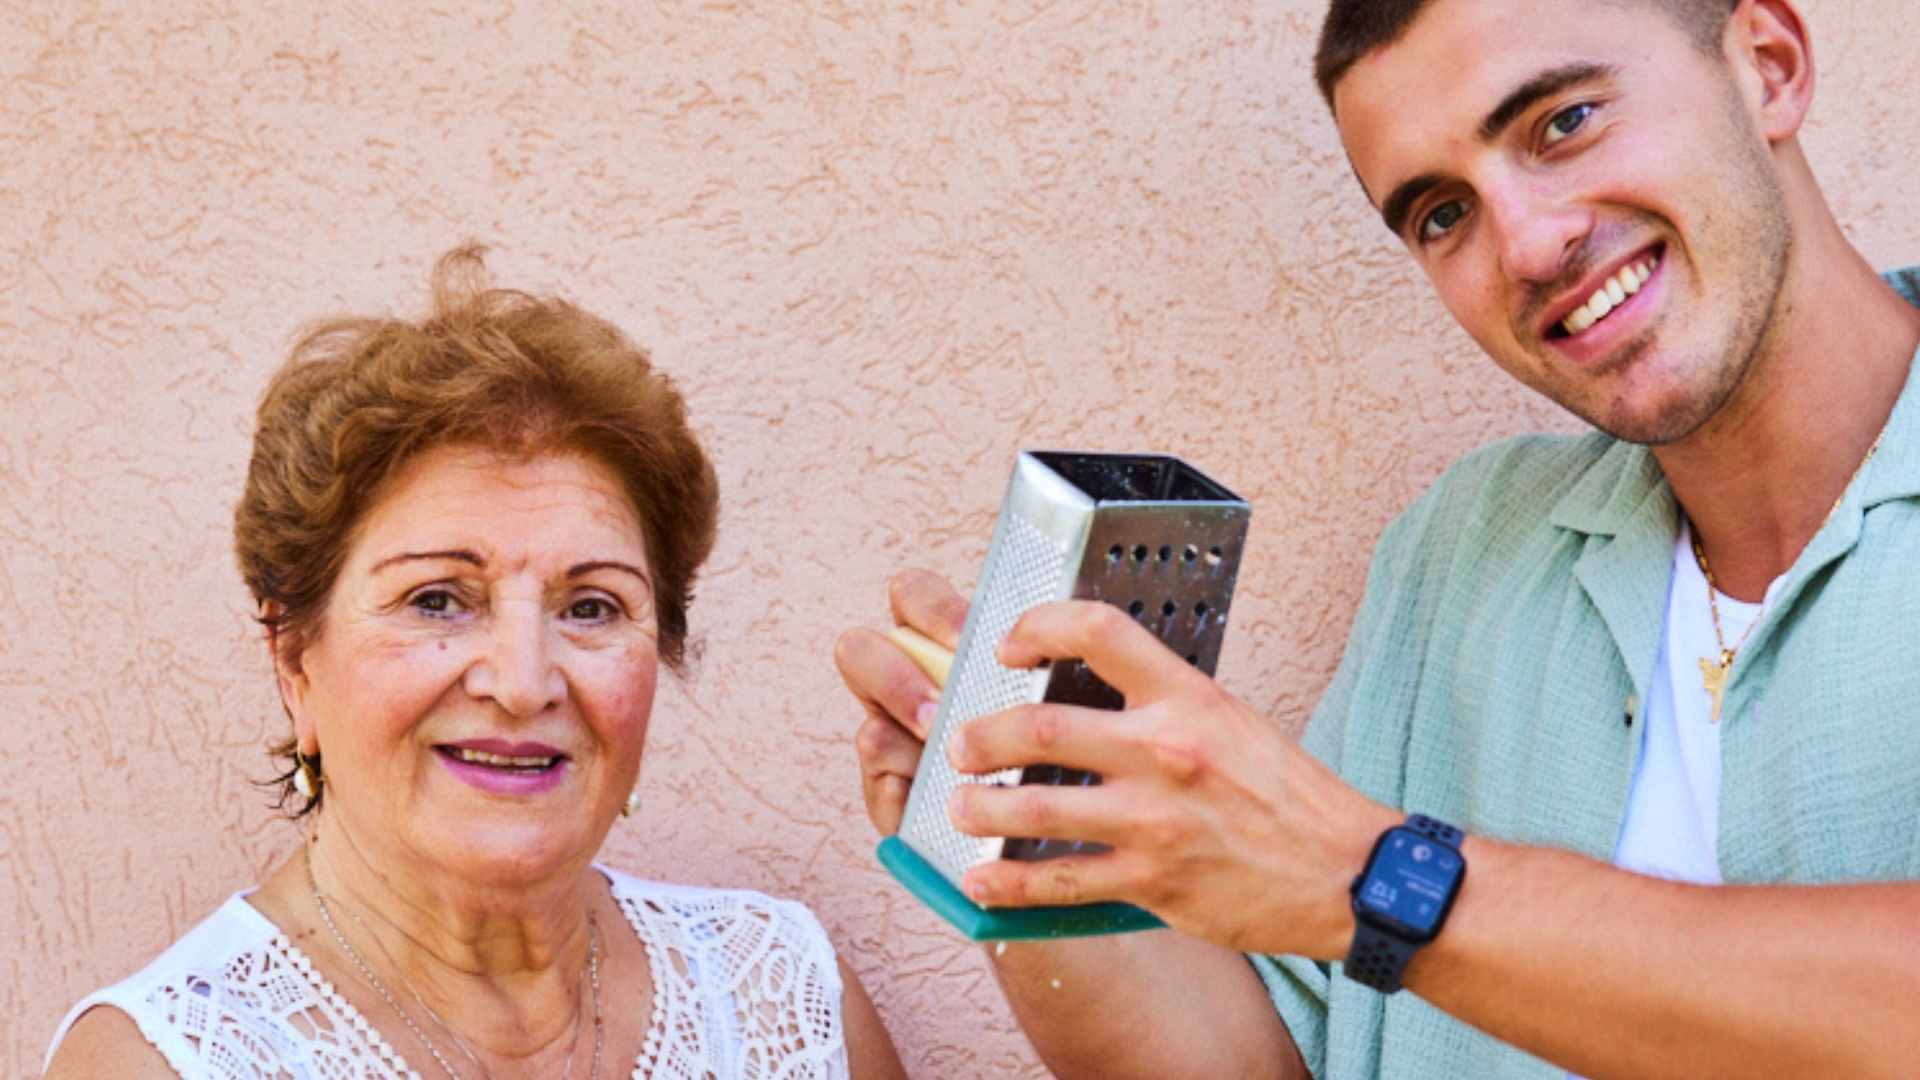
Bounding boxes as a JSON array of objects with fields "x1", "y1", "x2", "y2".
[
  {"x1": 265, "y1": 605, "x2": 319, "y2": 756},
  {"x1": 1728, "y1": 0, "x2": 1815, "y2": 144}
]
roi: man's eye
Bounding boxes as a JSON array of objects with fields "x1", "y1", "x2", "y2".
[
  {"x1": 1543, "y1": 103, "x2": 1595, "y2": 146},
  {"x1": 1419, "y1": 200, "x2": 1467, "y2": 243}
]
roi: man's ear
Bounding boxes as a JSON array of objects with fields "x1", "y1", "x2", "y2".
[
  {"x1": 1727, "y1": 0, "x2": 1815, "y2": 144},
  {"x1": 265, "y1": 605, "x2": 319, "y2": 757}
]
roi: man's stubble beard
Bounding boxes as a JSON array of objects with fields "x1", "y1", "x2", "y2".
[{"x1": 1559, "y1": 81, "x2": 1795, "y2": 447}]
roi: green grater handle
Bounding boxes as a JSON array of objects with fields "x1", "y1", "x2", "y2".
[{"x1": 877, "y1": 835, "x2": 1166, "y2": 940}]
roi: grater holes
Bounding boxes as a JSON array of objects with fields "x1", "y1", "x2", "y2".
[{"x1": 906, "y1": 509, "x2": 1069, "y2": 882}]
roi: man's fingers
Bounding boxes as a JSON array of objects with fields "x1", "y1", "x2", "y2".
[
  {"x1": 996, "y1": 599, "x2": 1199, "y2": 705},
  {"x1": 888, "y1": 568, "x2": 969, "y2": 649},
  {"x1": 835, "y1": 626, "x2": 940, "y2": 741},
  {"x1": 958, "y1": 848, "x2": 1153, "y2": 910},
  {"x1": 856, "y1": 713, "x2": 923, "y2": 834},
  {"x1": 947, "y1": 773, "x2": 1158, "y2": 852},
  {"x1": 948, "y1": 701, "x2": 1148, "y2": 779},
  {"x1": 858, "y1": 710, "x2": 926, "y2": 782}
]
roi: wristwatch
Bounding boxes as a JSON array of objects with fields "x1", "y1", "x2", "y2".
[{"x1": 1345, "y1": 813, "x2": 1467, "y2": 994}]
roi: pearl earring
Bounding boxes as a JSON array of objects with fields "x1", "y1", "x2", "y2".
[
  {"x1": 622, "y1": 791, "x2": 641, "y2": 818},
  {"x1": 293, "y1": 752, "x2": 322, "y2": 799}
]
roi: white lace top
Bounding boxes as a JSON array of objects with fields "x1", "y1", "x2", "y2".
[{"x1": 45, "y1": 868, "x2": 850, "y2": 1080}]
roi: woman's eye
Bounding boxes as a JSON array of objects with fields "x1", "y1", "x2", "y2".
[
  {"x1": 1543, "y1": 103, "x2": 1595, "y2": 146},
  {"x1": 1419, "y1": 199, "x2": 1467, "y2": 243},
  {"x1": 566, "y1": 597, "x2": 621, "y2": 622},
  {"x1": 408, "y1": 588, "x2": 464, "y2": 617}
]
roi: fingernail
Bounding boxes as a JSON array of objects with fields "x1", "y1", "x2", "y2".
[
  {"x1": 965, "y1": 878, "x2": 989, "y2": 902},
  {"x1": 947, "y1": 727, "x2": 967, "y2": 764},
  {"x1": 916, "y1": 700, "x2": 937, "y2": 731}
]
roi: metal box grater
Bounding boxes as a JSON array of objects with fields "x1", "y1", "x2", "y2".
[{"x1": 883, "y1": 451, "x2": 1250, "y2": 939}]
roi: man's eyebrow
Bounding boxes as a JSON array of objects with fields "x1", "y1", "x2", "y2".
[
  {"x1": 1376, "y1": 62, "x2": 1617, "y2": 239},
  {"x1": 1478, "y1": 62, "x2": 1616, "y2": 142},
  {"x1": 370, "y1": 549, "x2": 482, "y2": 575}
]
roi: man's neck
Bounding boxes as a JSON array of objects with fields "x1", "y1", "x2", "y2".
[{"x1": 1655, "y1": 244, "x2": 1920, "y2": 602}]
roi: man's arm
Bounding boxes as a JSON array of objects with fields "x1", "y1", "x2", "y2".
[
  {"x1": 1410, "y1": 844, "x2": 1920, "y2": 1080},
  {"x1": 951, "y1": 598, "x2": 1920, "y2": 1080},
  {"x1": 837, "y1": 571, "x2": 1306, "y2": 1080}
]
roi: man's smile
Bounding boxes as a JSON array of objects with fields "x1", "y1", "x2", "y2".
[{"x1": 1557, "y1": 253, "x2": 1659, "y2": 337}]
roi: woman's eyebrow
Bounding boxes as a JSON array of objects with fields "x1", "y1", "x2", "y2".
[
  {"x1": 370, "y1": 549, "x2": 483, "y2": 575},
  {"x1": 567, "y1": 560, "x2": 651, "y2": 585}
]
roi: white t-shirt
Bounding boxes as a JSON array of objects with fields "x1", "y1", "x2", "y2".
[{"x1": 1570, "y1": 521, "x2": 1772, "y2": 1079}]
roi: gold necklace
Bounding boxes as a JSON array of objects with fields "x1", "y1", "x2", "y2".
[{"x1": 1690, "y1": 427, "x2": 1886, "y2": 722}]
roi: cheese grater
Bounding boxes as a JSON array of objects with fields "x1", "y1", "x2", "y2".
[{"x1": 878, "y1": 451, "x2": 1250, "y2": 940}]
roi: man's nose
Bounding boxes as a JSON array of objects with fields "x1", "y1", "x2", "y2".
[
  {"x1": 1486, "y1": 176, "x2": 1590, "y2": 285},
  {"x1": 465, "y1": 601, "x2": 566, "y2": 718}
]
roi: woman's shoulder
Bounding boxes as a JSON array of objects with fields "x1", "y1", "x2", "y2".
[
  {"x1": 41, "y1": 1005, "x2": 184, "y2": 1080},
  {"x1": 42, "y1": 893, "x2": 277, "y2": 1078}
]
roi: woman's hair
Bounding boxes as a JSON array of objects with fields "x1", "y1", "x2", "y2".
[{"x1": 237, "y1": 245, "x2": 718, "y2": 815}]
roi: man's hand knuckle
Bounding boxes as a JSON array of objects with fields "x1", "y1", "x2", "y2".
[
  {"x1": 855, "y1": 717, "x2": 894, "y2": 761},
  {"x1": 1043, "y1": 864, "x2": 1083, "y2": 905},
  {"x1": 1082, "y1": 602, "x2": 1129, "y2": 641},
  {"x1": 1029, "y1": 707, "x2": 1065, "y2": 751},
  {"x1": 1136, "y1": 805, "x2": 1189, "y2": 851},
  {"x1": 1016, "y1": 785, "x2": 1056, "y2": 832}
]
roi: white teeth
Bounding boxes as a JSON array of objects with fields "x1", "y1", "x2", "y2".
[
  {"x1": 1561, "y1": 255, "x2": 1659, "y2": 337},
  {"x1": 451, "y1": 748, "x2": 556, "y2": 769}
]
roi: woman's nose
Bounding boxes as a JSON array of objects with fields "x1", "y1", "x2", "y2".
[{"x1": 463, "y1": 601, "x2": 565, "y2": 718}]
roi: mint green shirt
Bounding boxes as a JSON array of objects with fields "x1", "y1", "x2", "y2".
[{"x1": 1253, "y1": 267, "x2": 1920, "y2": 1079}]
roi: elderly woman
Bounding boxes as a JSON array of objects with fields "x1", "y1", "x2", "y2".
[{"x1": 44, "y1": 248, "x2": 905, "y2": 1080}]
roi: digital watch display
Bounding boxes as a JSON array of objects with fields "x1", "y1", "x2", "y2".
[{"x1": 1345, "y1": 814, "x2": 1466, "y2": 993}]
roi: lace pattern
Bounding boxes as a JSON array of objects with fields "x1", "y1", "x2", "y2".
[{"x1": 47, "y1": 871, "x2": 849, "y2": 1080}]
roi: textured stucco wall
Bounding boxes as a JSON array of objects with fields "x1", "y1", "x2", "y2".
[{"x1": 4, "y1": 1, "x2": 1916, "y2": 1075}]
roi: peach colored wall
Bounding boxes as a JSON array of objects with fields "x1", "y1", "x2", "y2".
[{"x1": 4, "y1": 1, "x2": 1916, "y2": 1075}]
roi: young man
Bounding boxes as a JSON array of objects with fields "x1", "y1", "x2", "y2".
[{"x1": 838, "y1": 1, "x2": 1920, "y2": 1077}]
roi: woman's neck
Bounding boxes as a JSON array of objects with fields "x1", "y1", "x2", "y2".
[
  {"x1": 308, "y1": 813, "x2": 596, "y2": 975},
  {"x1": 297, "y1": 813, "x2": 603, "y2": 1065}
]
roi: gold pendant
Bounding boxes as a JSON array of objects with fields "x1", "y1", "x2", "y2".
[{"x1": 1696, "y1": 650, "x2": 1733, "y2": 723}]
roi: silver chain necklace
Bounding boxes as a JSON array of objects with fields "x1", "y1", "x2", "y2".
[{"x1": 305, "y1": 846, "x2": 603, "y2": 1080}]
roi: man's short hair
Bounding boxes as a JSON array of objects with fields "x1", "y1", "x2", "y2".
[{"x1": 1314, "y1": 0, "x2": 1743, "y2": 109}]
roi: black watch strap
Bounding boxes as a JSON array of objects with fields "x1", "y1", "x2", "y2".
[
  {"x1": 1405, "y1": 813, "x2": 1463, "y2": 847},
  {"x1": 1345, "y1": 920, "x2": 1423, "y2": 993},
  {"x1": 1345, "y1": 814, "x2": 1465, "y2": 994}
]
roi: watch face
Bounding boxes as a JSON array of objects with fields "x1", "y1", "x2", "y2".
[{"x1": 1354, "y1": 828, "x2": 1464, "y2": 941}]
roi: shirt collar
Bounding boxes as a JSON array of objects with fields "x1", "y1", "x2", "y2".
[{"x1": 1859, "y1": 265, "x2": 1920, "y2": 511}]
